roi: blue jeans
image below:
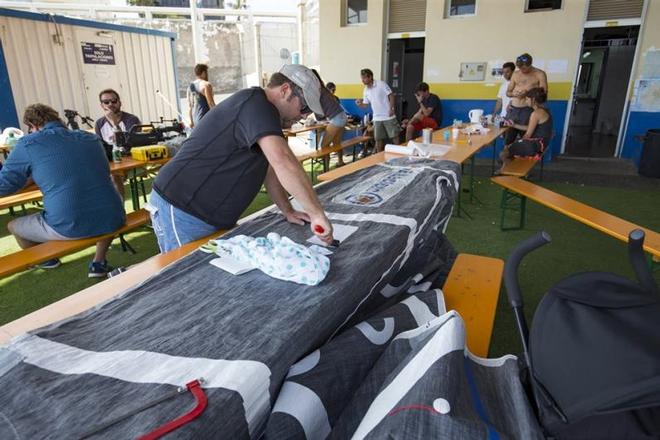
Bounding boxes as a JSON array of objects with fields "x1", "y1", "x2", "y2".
[{"x1": 147, "y1": 191, "x2": 217, "y2": 253}]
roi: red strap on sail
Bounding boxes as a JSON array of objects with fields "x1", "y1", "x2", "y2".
[{"x1": 138, "y1": 379, "x2": 208, "y2": 440}]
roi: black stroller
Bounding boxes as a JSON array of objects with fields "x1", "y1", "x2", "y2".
[{"x1": 505, "y1": 229, "x2": 660, "y2": 439}]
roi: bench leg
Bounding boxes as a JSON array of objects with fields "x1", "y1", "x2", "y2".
[
  {"x1": 500, "y1": 189, "x2": 527, "y2": 230},
  {"x1": 540, "y1": 157, "x2": 545, "y2": 181},
  {"x1": 119, "y1": 234, "x2": 137, "y2": 255},
  {"x1": 140, "y1": 177, "x2": 148, "y2": 203}
]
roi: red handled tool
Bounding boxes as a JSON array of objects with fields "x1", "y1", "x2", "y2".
[
  {"x1": 139, "y1": 379, "x2": 208, "y2": 440},
  {"x1": 313, "y1": 224, "x2": 340, "y2": 248},
  {"x1": 78, "y1": 379, "x2": 207, "y2": 440}
]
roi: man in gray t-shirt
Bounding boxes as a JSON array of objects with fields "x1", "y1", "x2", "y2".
[{"x1": 151, "y1": 64, "x2": 335, "y2": 252}]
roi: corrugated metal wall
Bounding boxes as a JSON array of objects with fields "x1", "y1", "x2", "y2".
[{"x1": 0, "y1": 14, "x2": 177, "y2": 131}]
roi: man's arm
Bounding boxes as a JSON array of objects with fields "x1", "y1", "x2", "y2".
[
  {"x1": 203, "y1": 82, "x2": 216, "y2": 108},
  {"x1": 538, "y1": 70, "x2": 548, "y2": 93},
  {"x1": 259, "y1": 135, "x2": 333, "y2": 243},
  {"x1": 0, "y1": 144, "x2": 31, "y2": 196},
  {"x1": 494, "y1": 98, "x2": 502, "y2": 116},
  {"x1": 263, "y1": 165, "x2": 310, "y2": 225},
  {"x1": 388, "y1": 93, "x2": 396, "y2": 117}
]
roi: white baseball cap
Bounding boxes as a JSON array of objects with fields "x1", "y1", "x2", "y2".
[{"x1": 279, "y1": 64, "x2": 324, "y2": 116}]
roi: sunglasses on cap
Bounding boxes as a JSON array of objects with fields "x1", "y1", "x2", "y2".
[
  {"x1": 101, "y1": 99, "x2": 119, "y2": 105},
  {"x1": 516, "y1": 55, "x2": 531, "y2": 64}
]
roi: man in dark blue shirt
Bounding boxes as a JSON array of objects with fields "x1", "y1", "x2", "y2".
[
  {"x1": 0, "y1": 104, "x2": 125, "y2": 277},
  {"x1": 403, "y1": 82, "x2": 443, "y2": 142}
]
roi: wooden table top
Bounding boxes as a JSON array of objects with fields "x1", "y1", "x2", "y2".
[
  {"x1": 284, "y1": 123, "x2": 328, "y2": 137},
  {"x1": 108, "y1": 157, "x2": 169, "y2": 173},
  {"x1": 318, "y1": 126, "x2": 507, "y2": 182}
]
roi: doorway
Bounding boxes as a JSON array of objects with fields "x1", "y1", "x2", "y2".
[
  {"x1": 564, "y1": 26, "x2": 638, "y2": 157},
  {"x1": 386, "y1": 38, "x2": 425, "y2": 122}
]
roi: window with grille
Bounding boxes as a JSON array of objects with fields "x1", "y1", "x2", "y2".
[
  {"x1": 445, "y1": 0, "x2": 476, "y2": 18},
  {"x1": 526, "y1": 0, "x2": 562, "y2": 12},
  {"x1": 343, "y1": 0, "x2": 368, "y2": 26}
]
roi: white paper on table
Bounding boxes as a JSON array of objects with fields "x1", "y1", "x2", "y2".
[
  {"x1": 210, "y1": 255, "x2": 255, "y2": 275},
  {"x1": 385, "y1": 141, "x2": 450, "y2": 158},
  {"x1": 307, "y1": 223, "x2": 358, "y2": 247}
]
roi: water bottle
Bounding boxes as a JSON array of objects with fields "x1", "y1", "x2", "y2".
[
  {"x1": 6, "y1": 133, "x2": 17, "y2": 150},
  {"x1": 112, "y1": 144, "x2": 122, "y2": 163},
  {"x1": 363, "y1": 113, "x2": 370, "y2": 127},
  {"x1": 112, "y1": 126, "x2": 123, "y2": 163}
]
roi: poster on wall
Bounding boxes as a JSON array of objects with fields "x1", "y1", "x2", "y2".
[
  {"x1": 641, "y1": 49, "x2": 660, "y2": 79},
  {"x1": 631, "y1": 79, "x2": 660, "y2": 112},
  {"x1": 459, "y1": 62, "x2": 486, "y2": 81},
  {"x1": 81, "y1": 42, "x2": 115, "y2": 65}
]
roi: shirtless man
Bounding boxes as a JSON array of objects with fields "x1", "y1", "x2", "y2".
[{"x1": 505, "y1": 53, "x2": 548, "y2": 145}]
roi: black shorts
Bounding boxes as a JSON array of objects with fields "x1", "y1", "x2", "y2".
[
  {"x1": 506, "y1": 105, "x2": 534, "y2": 125},
  {"x1": 504, "y1": 106, "x2": 534, "y2": 145},
  {"x1": 507, "y1": 138, "x2": 544, "y2": 158}
]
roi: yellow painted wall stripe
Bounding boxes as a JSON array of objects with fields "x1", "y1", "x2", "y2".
[{"x1": 336, "y1": 82, "x2": 573, "y2": 100}]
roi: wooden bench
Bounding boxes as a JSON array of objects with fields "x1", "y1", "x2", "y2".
[
  {"x1": 298, "y1": 135, "x2": 372, "y2": 180},
  {"x1": 0, "y1": 209, "x2": 151, "y2": 278},
  {"x1": 0, "y1": 189, "x2": 43, "y2": 214},
  {"x1": 500, "y1": 148, "x2": 548, "y2": 180},
  {"x1": 442, "y1": 253, "x2": 504, "y2": 357},
  {"x1": 491, "y1": 175, "x2": 660, "y2": 258}
]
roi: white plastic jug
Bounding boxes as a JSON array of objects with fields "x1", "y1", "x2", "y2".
[{"x1": 468, "y1": 109, "x2": 484, "y2": 124}]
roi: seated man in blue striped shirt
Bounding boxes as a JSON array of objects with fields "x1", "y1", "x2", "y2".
[{"x1": 0, "y1": 104, "x2": 126, "y2": 277}]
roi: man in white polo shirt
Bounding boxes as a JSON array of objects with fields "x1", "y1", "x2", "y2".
[{"x1": 356, "y1": 68, "x2": 400, "y2": 153}]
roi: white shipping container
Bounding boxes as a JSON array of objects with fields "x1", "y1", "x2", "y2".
[{"x1": 0, "y1": 8, "x2": 180, "y2": 131}]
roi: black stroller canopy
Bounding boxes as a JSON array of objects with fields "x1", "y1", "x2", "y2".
[
  {"x1": 505, "y1": 229, "x2": 660, "y2": 438},
  {"x1": 530, "y1": 271, "x2": 660, "y2": 422}
]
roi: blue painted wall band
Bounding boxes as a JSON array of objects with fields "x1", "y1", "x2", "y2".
[{"x1": 0, "y1": 39, "x2": 20, "y2": 130}]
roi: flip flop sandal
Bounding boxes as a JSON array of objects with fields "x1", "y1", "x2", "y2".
[{"x1": 199, "y1": 240, "x2": 219, "y2": 253}]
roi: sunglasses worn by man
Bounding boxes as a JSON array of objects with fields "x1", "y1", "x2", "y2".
[
  {"x1": 101, "y1": 99, "x2": 119, "y2": 105},
  {"x1": 291, "y1": 85, "x2": 311, "y2": 115}
]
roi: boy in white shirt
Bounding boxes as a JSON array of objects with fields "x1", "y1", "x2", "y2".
[{"x1": 355, "y1": 68, "x2": 400, "y2": 153}]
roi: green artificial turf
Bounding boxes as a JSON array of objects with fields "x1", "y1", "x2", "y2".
[{"x1": 1, "y1": 170, "x2": 658, "y2": 359}]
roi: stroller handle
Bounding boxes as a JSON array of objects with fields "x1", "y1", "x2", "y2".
[
  {"x1": 504, "y1": 231, "x2": 552, "y2": 308},
  {"x1": 628, "y1": 229, "x2": 659, "y2": 296}
]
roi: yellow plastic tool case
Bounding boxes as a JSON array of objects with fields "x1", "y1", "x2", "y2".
[{"x1": 130, "y1": 145, "x2": 169, "y2": 161}]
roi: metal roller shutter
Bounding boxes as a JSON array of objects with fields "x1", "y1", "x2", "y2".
[
  {"x1": 587, "y1": 0, "x2": 644, "y2": 21},
  {"x1": 389, "y1": 0, "x2": 427, "y2": 33}
]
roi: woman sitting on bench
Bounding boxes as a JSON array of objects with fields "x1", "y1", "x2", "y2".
[{"x1": 497, "y1": 87, "x2": 552, "y2": 173}]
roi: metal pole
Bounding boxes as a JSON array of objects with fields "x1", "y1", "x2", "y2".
[
  {"x1": 297, "y1": 1, "x2": 304, "y2": 65},
  {"x1": 253, "y1": 21, "x2": 262, "y2": 86},
  {"x1": 190, "y1": 0, "x2": 202, "y2": 63}
]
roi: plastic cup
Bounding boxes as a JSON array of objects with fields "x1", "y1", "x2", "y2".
[{"x1": 452, "y1": 128, "x2": 459, "y2": 140}]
